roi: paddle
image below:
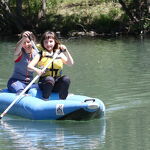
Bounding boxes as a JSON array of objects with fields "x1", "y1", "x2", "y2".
[
  {"x1": 0, "y1": 43, "x2": 61, "y2": 119},
  {"x1": 30, "y1": 40, "x2": 39, "y2": 52}
]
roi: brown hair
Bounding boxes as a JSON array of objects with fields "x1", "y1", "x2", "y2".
[{"x1": 40, "y1": 31, "x2": 61, "y2": 52}]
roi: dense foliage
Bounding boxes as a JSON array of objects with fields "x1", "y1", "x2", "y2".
[{"x1": 0, "y1": 0, "x2": 149, "y2": 36}]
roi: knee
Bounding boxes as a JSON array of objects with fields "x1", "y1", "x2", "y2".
[
  {"x1": 44, "y1": 76, "x2": 55, "y2": 85},
  {"x1": 7, "y1": 79, "x2": 24, "y2": 93},
  {"x1": 62, "y1": 76, "x2": 70, "y2": 85}
]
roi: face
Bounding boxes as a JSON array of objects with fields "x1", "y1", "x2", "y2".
[
  {"x1": 43, "y1": 38, "x2": 55, "y2": 51},
  {"x1": 22, "y1": 38, "x2": 32, "y2": 53}
]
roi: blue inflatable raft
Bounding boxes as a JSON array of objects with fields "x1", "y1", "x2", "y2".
[{"x1": 0, "y1": 88, "x2": 105, "y2": 120}]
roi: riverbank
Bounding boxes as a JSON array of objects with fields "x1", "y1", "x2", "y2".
[
  {"x1": 36, "y1": 1, "x2": 125, "y2": 37},
  {"x1": 1, "y1": 1, "x2": 149, "y2": 37},
  {"x1": 0, "y1": 1, "x2": 125, "y2": 37}
]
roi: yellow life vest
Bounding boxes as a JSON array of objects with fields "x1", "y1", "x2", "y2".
[
  {"x1": 37, "y1": 51, "x2": 63, "y2": 77},
  {"x1": 36, "y1": 44, "x2": 45, "y2": 52}
]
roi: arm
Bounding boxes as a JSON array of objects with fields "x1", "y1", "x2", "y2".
[
  {"x1": 59, "y1": 44, "x2": 74, "y2": 66},
  {"x1": 14, "y1": 37, "x2": 26, "y2": 61},
  {"x1": 28, "y1": 54, "x2": 44, "y2": 76},
  {"x1": 14, "y1": 31, "x2": 33, "y2": 60}
]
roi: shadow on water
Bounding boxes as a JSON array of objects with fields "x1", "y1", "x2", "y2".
[{"x1": 0, "y1": 117, "x2": 106, "y2": 150}]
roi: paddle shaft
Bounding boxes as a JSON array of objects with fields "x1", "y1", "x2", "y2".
[
  {"x1": 30, "y1": 40, "x2": 39, "y2": 52},
  {"x1": 0, "y1": 50, "x2": 60, "y2": 119}
]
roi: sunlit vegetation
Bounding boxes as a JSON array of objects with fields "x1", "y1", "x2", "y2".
[{"x1": 0, "y1": 0, "x2": 149, "y2": 36}]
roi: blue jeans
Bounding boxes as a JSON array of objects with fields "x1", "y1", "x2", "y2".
[{"x1": 7, "y1": 78, "x2": 38, "y2": 93}]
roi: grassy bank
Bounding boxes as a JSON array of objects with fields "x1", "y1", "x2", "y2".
[
  {"x1": 1, "y1": 0, "x2": 140, "y2": 37},
  {"x1": 33, "y1": 0, "x2": 125, "y2": 37}
]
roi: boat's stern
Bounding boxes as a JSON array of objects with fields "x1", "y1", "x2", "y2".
[{"x1": 57, "y1": 96, "x2": 105, "y2": 121}]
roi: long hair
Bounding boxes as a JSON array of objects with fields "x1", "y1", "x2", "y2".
[{"x1": 40, "y1": 31, "x2": 61, "y2": 52}]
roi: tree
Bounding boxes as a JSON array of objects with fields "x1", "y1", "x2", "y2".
[
  {"x1": 0, "y1": 0, "x2": 23, "y2": 34},
  {"x1": 16, "y1": 0, "x2": 22, "y2": 16},
  {"x1": 38, "y1": 0, "x2": 47, "y2": 20},
  {"x1": 148, "y1": 0, "x2": 150, "y2": 13},
  {"x1": 118, "y1": 0, "x2": 150, "y2": 34}
]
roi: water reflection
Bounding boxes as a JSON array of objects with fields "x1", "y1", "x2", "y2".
[{"x1": 0, "y1": 118, "x2": 106, "y2": 150}]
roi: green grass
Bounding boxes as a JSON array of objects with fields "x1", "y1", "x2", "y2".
[{"x1": 44, "y1": 1, "x2": 124, "y2": 35}]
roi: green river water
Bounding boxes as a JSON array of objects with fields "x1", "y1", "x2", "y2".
[{"x1": 0, "y1": 36, "x2": 150, "y2": 150}]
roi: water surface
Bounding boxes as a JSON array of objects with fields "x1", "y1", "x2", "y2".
[{"x1": 0, "y1": 37, "x2": 150, "y2": 150}]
